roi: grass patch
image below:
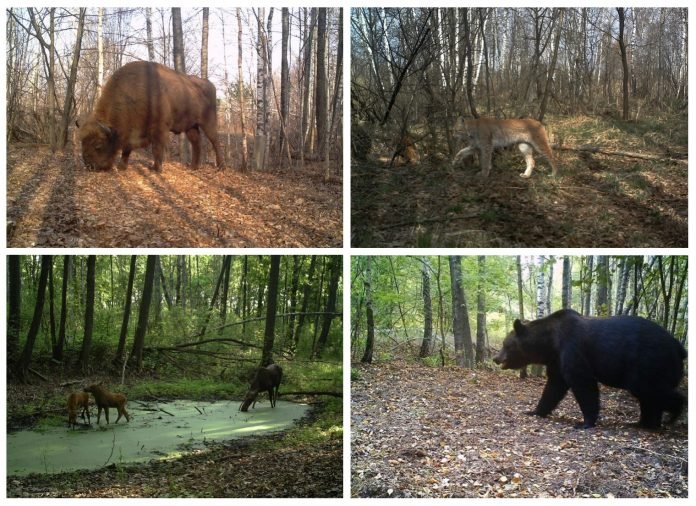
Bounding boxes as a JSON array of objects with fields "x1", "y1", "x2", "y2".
[{"x1": 254, "y1": 397, "x2": 342, "y2": 450}]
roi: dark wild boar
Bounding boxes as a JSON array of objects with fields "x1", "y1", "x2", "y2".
[
  {"x1": 77, "y1": 60, "x2": 224, "y2": 171},
  {"x1": 83, "y1": 383, "x2": 131, "y2": 424},
  {"x1": 240, "y1": 364, "x2": 283, "y2": 412},
  {"x1": 67, "y1": 391, "x2": 90, "y2": 429}
]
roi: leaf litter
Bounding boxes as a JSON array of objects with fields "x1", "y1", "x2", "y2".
[
  {"x1": 351, "y1": 361, "x2": 687, "y2": 498},
  {"x1": 7, "y1": 145, "x2": 342, "y2": 247}
]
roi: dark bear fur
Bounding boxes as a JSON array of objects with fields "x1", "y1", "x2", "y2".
[{"x1": 493, "y1": 309, "x2": 686, "y2": 429}]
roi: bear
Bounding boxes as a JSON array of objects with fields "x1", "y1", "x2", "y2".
[{"x1": 493, "y1": 309, "x2": 686, "y2": 429}]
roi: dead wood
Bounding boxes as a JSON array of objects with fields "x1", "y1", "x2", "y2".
[
  {"x1": 279, "y1": 390, "x2": 342, "y2": 398},
  {"x1": 28, "y1": 368, "x2": 48, "y2": 382},
  {"x1": 555, "y1": 144, "x2": 687, "y2": 164},
  {"x1": 59, "y1": 379, "x2": 83, "y2": 388}
]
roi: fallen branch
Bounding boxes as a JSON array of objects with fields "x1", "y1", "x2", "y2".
[
  {"x1": 623, "y1": 445, "x2": 687, "y2": 463},
  {"x1": 380, "y1": 213, "x2": 480, "y2": 230},
  {"x1": 28, "y1": 368, "x2": 48, "y2": 382},
  {"x1": 279, "y1": 390, "x2": 342, "y2": 398},
  {"x1": 59, "y1": 379, "x2": 83, "y2": 388},
  {"x1": 159, "y1": 408, "x2": 174, "y2": 417},
  {"x1": 555, "y1": 144, "x2": 687, "y2": 165}
]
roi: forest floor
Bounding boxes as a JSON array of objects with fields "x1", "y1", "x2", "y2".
[
  {"x1": 6, "y1": 144, "x2": 342, "y2": 247},
  {"x1": 351, "y1": 361, "x2": 688, "y2": 498},
  {"x1": 6, "y1": 381, "x2": 342, "y2": 498},
  {"x1": 352, "y1": 115, "x2": 687, "y2": 247}
]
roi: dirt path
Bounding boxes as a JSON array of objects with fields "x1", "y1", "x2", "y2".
[
  {"x1": 351, "y1": 155, "x2": 687, "y2": 247},
  {"x1": 351, "y1": 361, "x2": 687, "y2": 498},
  {"x1": 7, "y1": 145, "x2": 342, "y2": 247}
]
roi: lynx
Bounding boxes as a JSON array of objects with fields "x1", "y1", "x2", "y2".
[{"x1": 452, "y1": 117, "x2": 557, "y2": 178}]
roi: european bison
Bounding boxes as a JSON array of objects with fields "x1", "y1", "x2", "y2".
[{"x1": 77, "y1": 60, "x2": 224, "y2": 171}]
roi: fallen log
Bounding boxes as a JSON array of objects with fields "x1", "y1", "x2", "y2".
[
  {"x1": 28, "y1": 368, "x2": 48, "y2": 382},
  {"x1": 554, "y1": 144, "x2": 687, "y2": 164},
  {"x1": 279, "y1": 390, "x2": 342, "y2": 398},
  {"x1": 59, "y1": 379, "x2": 83, "y2": 388}
]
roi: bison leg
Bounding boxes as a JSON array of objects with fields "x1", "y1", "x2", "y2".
[
  {"x1": 186, "y1": 127, "x2": 202, "y2": 169},
  {"x1": 151, "y1": 132, "x2": 168, "y2": 171},
  {"x1": 117, "y1": 148, "x2": 132, "y2": 170},
  {"x1": 200, "y1": 122, "x2": 225, "y2": 169}
]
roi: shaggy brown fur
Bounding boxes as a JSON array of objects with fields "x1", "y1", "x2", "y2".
[{"x1": 77, "y1": 60, "x2": 224, "y2": 171}]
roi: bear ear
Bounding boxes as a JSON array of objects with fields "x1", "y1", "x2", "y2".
[{"x1": 513, "y1": 319, "x2": 527, "y2": 337}]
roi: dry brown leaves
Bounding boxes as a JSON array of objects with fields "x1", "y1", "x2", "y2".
[
  {"x1": 351, "y1": 151, "x2": 687, "y2": 247},
  {"x1": 351, "y1": 361, "x2": 687, "y2": 498},
  {"x1": 7, "y1": 145, "x2": 342, "y2": 247}
]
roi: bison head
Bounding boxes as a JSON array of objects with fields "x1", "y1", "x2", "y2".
[{"x1": 76, "y1": 119, "x2": 118, "y2": 170}]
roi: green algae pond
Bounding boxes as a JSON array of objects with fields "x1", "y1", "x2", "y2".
[{"x1": 7, "y1": 399, "x2": 309, "y2": 476}]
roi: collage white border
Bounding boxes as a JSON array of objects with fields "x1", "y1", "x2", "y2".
[{"x1": 1, "y1": 0, "x2": 693, "y2": 503}]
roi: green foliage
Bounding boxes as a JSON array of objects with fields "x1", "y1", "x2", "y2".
[
  {"x1": 255, "y1": 397, "x2": 342, "y2": 451},
  {"x1": 129, "y1": 378, "x2": 239, "y2": 400},
  {"x1": 10, "y1": 255, "x2": 342, "y2": 383},
  {"x1": 421, "y1": 355, "x2": 442, "y2": 368},
  {"x1": 352, "y1": 255, "x2": 688, "y2": 361}
]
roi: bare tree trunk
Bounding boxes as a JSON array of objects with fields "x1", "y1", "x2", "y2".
[
  {"x1": 172, "y1": 8, "x2": 189, "y2": 164},
  {"x1": 516, "y1": 255, "x2": 528, "y2": 378},
  {"x1": 327, "y1": 8, "x2": 343, "y2": 180},
  {"x1": 264, "y1": 9, "x2": 274, "y2": 166},
  {"x1": 596, "y1": 256, "x2": 609, "y2": 316},
  {"x1": 254, "y1": 8, "x2": 267, "y2": 171},
  {"x1": 60, "y1": 8, "x2": 86, "y2": 148},
  {"x1": 475, "y1": 256, "x2": 487, "y2": 364},
  {"x1": 200, "y1": 7, "x2": 210, "y2": 165},
  {"x1": 8, "y1": 256, "x2": 22, "y2": 366},
  {"x1": 449, "y1": 256, "x2": 474, "y2": 368},
  {"x1": 29, "y1": 8, "x2": 57, "y2": 149},
  {"x1": 361, "y1": 257, "x2": 375, "y2": 364},
  {"x1": 16, "y1": 255, "x2": 52, "y2": 382},
  {"x1": 96, "y1": 8, "x2": 104, "y2": 99},
  {"x1": 562, "y1": 256, "x2": 571, "y2": 309},
  {"x1": 617, "y1": 8, "x2": 630, "y2": 120},
  {"x1": 419, "y1": 257, "x2": 433, "y2": 358},
  {"x1": 146, "y1": 8, "x2": 155, "y2": 61},
  {"x1": 315, "y1": 9, "x2": 328, "y2": 158},
  {"x1": 538, "y1": 8, "x2": 563, "y2": 122},
  {"x1": 236, "y1": 8, "x2": 248, "y2": 171},
  {"x1": 314, "y1": 256, "x2": 341, "y2": 358},
  {"x1": 261, "y1": 256, "x2": 281, "y2": 366},
  {"x1": 463, "y1": 9, "x2": 479, "y2": 118},
  {"x1": 115, "y1": 255, "x2": 137, "y2": 364},
  {"x1": 279, "y1": 8, "x2": 290, "y2": 164},
  {"x1": 79, "y1": 255, "x2": 95, "y2": 373},
  {"x1": 131, "y1": 255, "x2": 157, "y2": 370},
  {"x1": 301, "y1": 8, "x2": 317, "y2": 160}
]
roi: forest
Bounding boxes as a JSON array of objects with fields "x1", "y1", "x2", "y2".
[
  {"x1": 351, "y1": 8, "x2": 687, "y2": 247},
  {"x1": 6, "y1": 255, "x2": 342, "y2": 498},
  {"x1": 351, "y1": 255, "x2": 688, "y2": 498},
  {"x1": 6, "y1": 8, "x2": 343, "y2": 247}
]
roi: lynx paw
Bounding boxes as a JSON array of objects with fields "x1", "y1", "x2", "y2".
[{"x1": 519, "y1": 172, "x2": 531, "y2": 178}]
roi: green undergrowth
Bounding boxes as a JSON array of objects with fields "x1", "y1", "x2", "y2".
[{"x1": 254, "y1": 397, "x2": 342, "y2": 450}]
